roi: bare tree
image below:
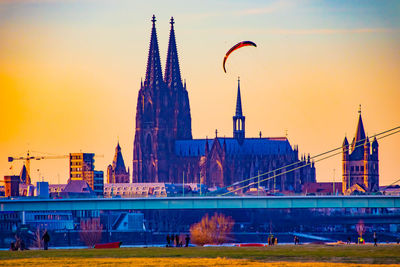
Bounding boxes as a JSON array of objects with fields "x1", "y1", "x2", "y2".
[
  {"x1": 80, "y1": 218, "x2": 103, "y2": 247},
  {"x1": 190, "y1": 213, "x2": 234, "y2": 246},
  {"x1": 32, "y1": 227, "x2": 44, "y2": 249},
  {"x1": 356, "y1": 219, "x2": 366, "y2": 238}
]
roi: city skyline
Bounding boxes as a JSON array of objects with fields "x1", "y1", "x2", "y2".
[{"x1": 1, "y1": 0, "x2": 399, "y2": 186}]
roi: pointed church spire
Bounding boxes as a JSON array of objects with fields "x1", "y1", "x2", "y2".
[
  {"x1": 233, "y1": 77, "x2": 245, "y2": 143},
  {"x1": 113, "y1": 142, "x2": 127, "y2": 173},
  {"x1": 164, "y1": 16, "x2": 182, "y2": 89},
  {"x1": 144, "y1": 15, "x2": 163, "y2": 87},
  {"x1": 116, "y1": 140, "x2": 121, "y2": 151},
  {"x1": 20, "y1": 164, "x2": 31, "y2": 185},
  {"x1": 235, "y1": 77, "x2": 243, "y2": 116},
  {"x1": 352, "y1": 106, "x2": 366, "y2": 151},
  {"x1": 342, "y1": 136, "x2": 349, "y2": 147}
]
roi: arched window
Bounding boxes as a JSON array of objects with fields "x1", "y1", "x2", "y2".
[{"x1": 144, "y1": 102, "x2": 153, "y2": 123}]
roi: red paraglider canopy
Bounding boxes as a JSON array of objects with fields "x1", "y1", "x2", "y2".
[{"x1": 223, "y1": 41, "x2": 257, "y2": 73}]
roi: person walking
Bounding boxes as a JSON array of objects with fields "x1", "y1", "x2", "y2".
[
  {"x1": 175, "y1": 234, "x2": 179, "y2": 247},
  {"x1": 185, "y1": 234, "x2": 190, "y2": 247},
  {"x1": 166, "y1": 234, "x2": 171, "y2": 247},
  {"x1": 373, "y1": 232, "x2": 378, "y2": 247},
  {"x1": 42, "y1": 230, "x2": 50, "y2": 250}
]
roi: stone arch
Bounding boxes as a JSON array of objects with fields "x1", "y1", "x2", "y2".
[{"x1": 210, "y1": 159, "x2": 223, "y2": 187}]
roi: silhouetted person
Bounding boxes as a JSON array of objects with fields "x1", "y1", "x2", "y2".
[
  {"x1": 373, "y1": 232, "x2": 377, "y2": 247},
  {"x1": 397, "y1": 237, "x2": 399, "y2": 244},
  {"x1": 14, "y1": 235, "x2": 21, "y2": 250},
  {"x1": 271, "y1": 236, "x2": 275, "y2": 246},
  {"x1": 20, "y1": 239, "x2": 26, "y2": 251},
  {"x1": 347, "y1": 236, "x2": 351, "y2": 244},
  {"x1": 166, "y1": 234, "x2": 171, "y2": 247},
  {"x1": 185, "y1": 234, "x2": 190, "y2": 247},
  {"x1": 170, "y1": 234, "x2": 175, "y2": 247},
  {"x1": 42, "y1": 230, "x2": 50, "y2": 250},
  {"x1": 175, "y1": 234, "x2": 179, "y2": 247}
]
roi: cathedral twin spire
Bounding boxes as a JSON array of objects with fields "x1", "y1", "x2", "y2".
[
  {"x1": 133, "y1": 16, "x2": 191, "y2": 182},
  {"x1": 165, "y1": 17, "x2": 183, "y2": 89},
  {"x1": 144, "y1": 15, "x2": 182, "y2": 89},
  {"x1": 144, "y1": 15, "x2": 163, "y2": 88}
]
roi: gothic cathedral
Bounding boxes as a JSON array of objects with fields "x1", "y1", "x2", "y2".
[{"x1": 132, "y1": 16, "x2": 316, "y2": 192}]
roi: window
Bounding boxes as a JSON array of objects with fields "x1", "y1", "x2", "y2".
[
  {"x1": 356, "y1": 166, "x2": 359, "y2": 171},
  {"x1": 361, "y1": 166, "x2": 364, "y2": 171},
  {"x1": 351, "y1": 166, "x2": 354, "y2": 172}
]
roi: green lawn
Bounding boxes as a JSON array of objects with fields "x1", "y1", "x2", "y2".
[{"x1": 1, "y1": 245, "x2": 400, "y2": 265}]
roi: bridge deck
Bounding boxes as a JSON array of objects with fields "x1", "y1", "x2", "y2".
[{"x1": 1, "y1": 196, "x2": 400, "y2": 211}]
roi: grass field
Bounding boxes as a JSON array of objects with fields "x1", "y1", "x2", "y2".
[{"x1": 1, "y1": 244, "x2": 399, "y2": 266}]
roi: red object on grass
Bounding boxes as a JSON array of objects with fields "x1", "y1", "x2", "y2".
[
  {"x1": 94, "y1": 241, "x2": 122, "y2": 249},
  {"x1": 238, "y1": 243, "x2": 266, "y2": 247}
]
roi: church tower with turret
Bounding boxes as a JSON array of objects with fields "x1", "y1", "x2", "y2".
[
  {"x1": 342, "y1": 107, "x2": 379, "y2": 194},
  {"x1": 233, "y1": 78, "x2": 245, "y2": 144},
  {"x1": 108, "y1": 142, "x2": 130, "y2": 183}
]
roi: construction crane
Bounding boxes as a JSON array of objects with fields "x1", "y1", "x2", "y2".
[{"x1": 8, "y1": 151, "x2": 69, "y2": 185}]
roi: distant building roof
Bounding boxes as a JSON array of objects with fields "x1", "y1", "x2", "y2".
[
  {"x1": 175, "y1": 137, "x2": 293, "y2": 157},
  {"x1": 380, "y1": 185, "x2": 400, "y2": 195},
  {"x1": 62, "y1": 180, "x2": 94, "y2": 195},
  {"x1": 303, "y1": 182, "x2": 342, "y2": 195}
]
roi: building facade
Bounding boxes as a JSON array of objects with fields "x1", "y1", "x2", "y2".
[
  {"x1": 107, "y1": 142, "x2": 130, "y2": 183},
  {"x1": 342, "y1": 109, "x2": 379, "y2": 194},
  {"x1": 3, "y1": 175, "x2": 20, "y2": 197},
  {"x1": 69, "y1": 153, "x2": 104, "y2": 195},
  {"x1": 132, "y1": 16, "x2": 316, "y2": 192}
]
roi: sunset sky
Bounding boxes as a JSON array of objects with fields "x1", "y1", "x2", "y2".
[{"x1": 1, "y1": 0, "x2": 399, "y2": 186}]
